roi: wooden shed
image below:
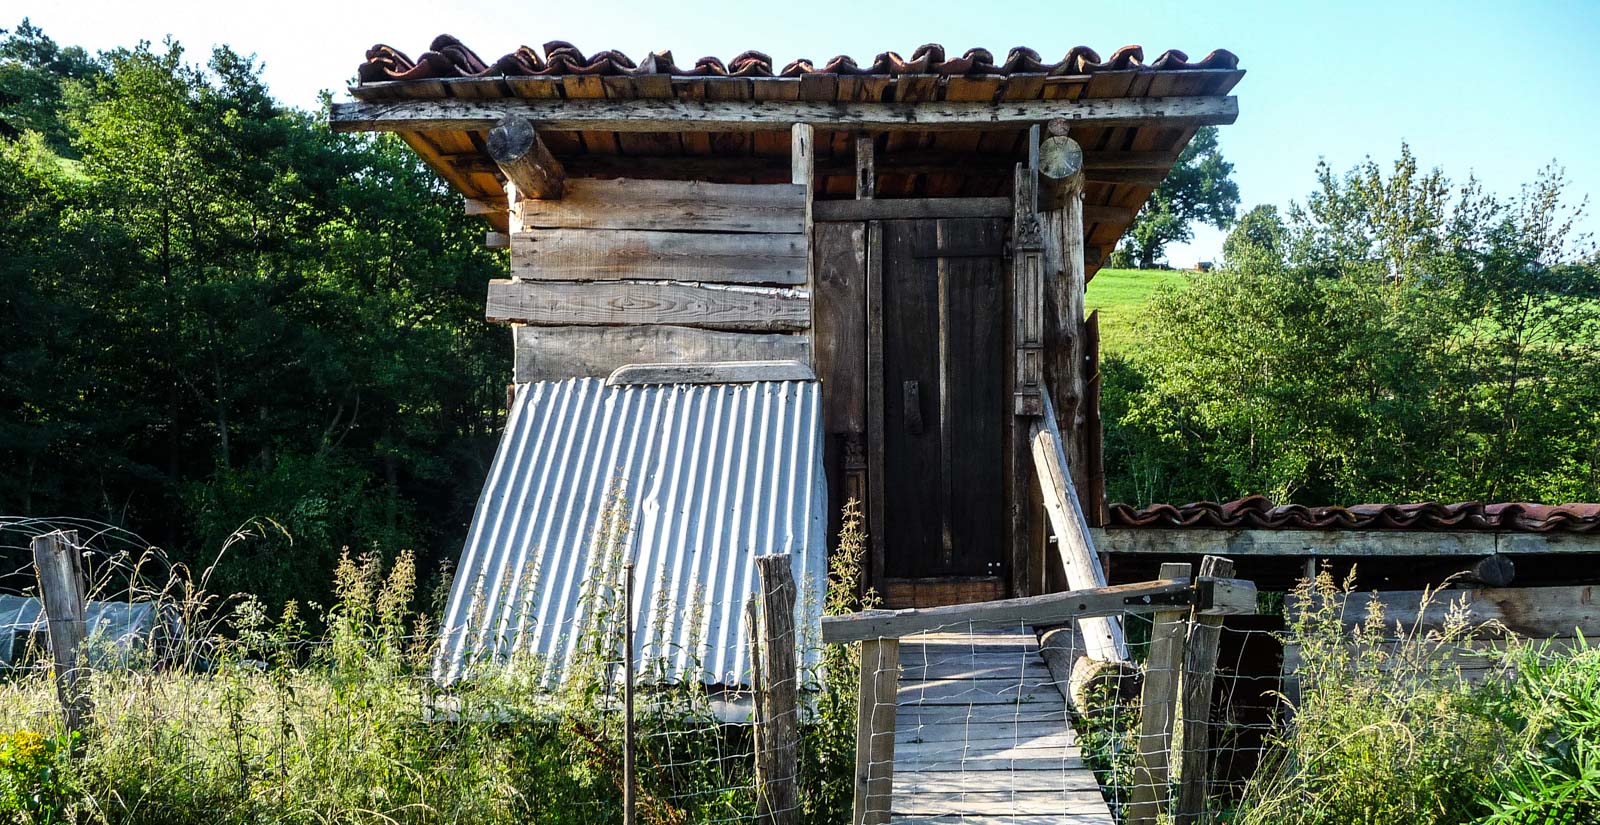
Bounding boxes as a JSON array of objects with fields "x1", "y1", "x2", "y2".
[{"x1": 332, "y1": 36, "x2": 1244, "y2": 610}]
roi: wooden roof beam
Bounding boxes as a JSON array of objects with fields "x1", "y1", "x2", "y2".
[
  {"x1": 330, "y1": 95, "x2": 1239, "y2": 134},
  {"x1": 487, "y1": 116, "x2": 565, "y2": 199}
]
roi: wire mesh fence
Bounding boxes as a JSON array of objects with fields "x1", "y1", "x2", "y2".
[
  {"x1": 0, "y1": 518, "x2": 790, "y2": 825},
  {"x1": 4, "y1": 515, "x2": 1589, "y2": 825}
]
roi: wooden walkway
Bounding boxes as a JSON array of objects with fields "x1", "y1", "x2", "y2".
[{"x1": 889, "y1": 629, "x2": 1116, "y2": 824}]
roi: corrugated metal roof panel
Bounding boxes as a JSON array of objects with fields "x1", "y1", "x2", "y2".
[{"x1": 436, "y1": 378, "x2": 826, "y2": 687}]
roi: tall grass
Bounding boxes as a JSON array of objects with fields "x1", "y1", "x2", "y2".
[
  {"x1": 0, "y1": 504, "x2": 873, "y2": 825},
  {"x1": 1233, "y1": 568, "x2": 1600, "y2": 825}
]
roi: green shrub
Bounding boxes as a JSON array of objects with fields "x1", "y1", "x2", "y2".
[
  {"x1": 1234, "y1": 571, "x2": 1522, "y2": 825},
  {"x1": 1478, "y1": 636, "x2": 1600, "y2": 824}
]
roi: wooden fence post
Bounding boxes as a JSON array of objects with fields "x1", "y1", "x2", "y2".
[
  {"x1": 852, "y1": 637, "x2": 899, "y2": 825},
  {"x1": 1127, "y1": 562, "x2": 1193, "y2": 825},
  {"x1": 755, "y1": 555, "x2": 799, "y2": 825},
  {"x1": 1175, "y1": 555, "x2": 1234, "y2": 824},
  {"x1": 31, "y1": 530, "x2": 90, "y2": 746}
]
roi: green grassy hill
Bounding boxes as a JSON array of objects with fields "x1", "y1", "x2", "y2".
[{"x1": 1084, "y1": 267, "x2": 1192, "y2": 354}]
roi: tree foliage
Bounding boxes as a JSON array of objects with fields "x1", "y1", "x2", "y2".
[
  {"x1": 1105, "y1": 146, "x2": 1600, "y2": 506},
  {"x1": 0, "y1": 24, "x2": 508, "y2": 609},
  {"x1": 1118, "y1": 126, "x2": 1240, "y2": 268}
]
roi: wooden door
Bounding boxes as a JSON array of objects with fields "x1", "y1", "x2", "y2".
[{"x1": 877, "y1": 218, "x2": 1007, "y2": 580}]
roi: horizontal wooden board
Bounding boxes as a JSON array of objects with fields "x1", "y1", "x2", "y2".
[
  {"x1": 892, "y1": 770, "x2": 1103, "y2": 795},
  {"x1": 1092, "y1": 527, "x2": 1600, "y2": 556},
  {"x1": 902, "y1": 732, "x2": 1075, "y2": 757},
  {"x1": 813, "y1": 196, "x2": 1010, "y2": 222},
  {"x1": 606, "y1": 360, "x2": 815, "y2": 386},
  {"x1": 902, "y1": 660, "x2": 1055, "y2": 682},
  {"x1": 892, "y1": 789, "x2": 1109, "y2": 815},
  {"x1": 894, "y1": 755, "x2": 1090, "y2": 772},
  {"x1": 899, "y1": 676, "x2": 1065, "y2": 705},
  {"x1": 519, "y1": 179, "x2": 805, "y2": 234},
  {"x1": 897, "y1": 721, "x2": 1070, "y2": 745},
  {"x1": 889, "y1": 816, "x2": 1111, "y2": 825},
  {"x1": 510, "y1": 228, "x2": 806, "y2": 284},
  {"x1": 822, "y1": 577, "x2": 1257, "y2": 642},
  {"x1": 895, "y1": 704, "x2": 1071, "y2": 726},
  {"x1": 1290, "y1": 584, "x2": 1600, "y2": 638},
  {"x1": 486, "y1": 280, "x2": 809, "y2": 331},
  {"x1": 330, "y1": 95, "x2": 1241, "y2": 133},
  {"x1": 513, "y1": 324, "x2": 811, "y2": 383}
]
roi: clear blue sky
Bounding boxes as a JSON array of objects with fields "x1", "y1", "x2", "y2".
[{"x1": 21, "y1": 0, "x2": 1600, "y2": 264}]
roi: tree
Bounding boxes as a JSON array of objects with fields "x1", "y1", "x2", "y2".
[
  {"x1": 0, "y1": 24, "x2": 509, "y2": 611},
  {"x1": 1104, "y1": 146, "x2": 1600, "y2": 506},
  {"x1": 1120, "y1": 126, "x2": 1240, "y2": 269}
]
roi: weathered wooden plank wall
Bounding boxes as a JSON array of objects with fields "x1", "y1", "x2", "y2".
[{"x1": 504, "y1": 177, "x2": 812, "y2": 383}]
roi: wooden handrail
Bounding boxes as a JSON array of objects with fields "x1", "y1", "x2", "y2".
[{"x1": 820, "y1": 576, "x2": 1256, "y2": 644}]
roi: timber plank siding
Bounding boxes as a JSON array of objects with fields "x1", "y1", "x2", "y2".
[
  {"x1": 486, "y1": 280, "x2": 809, "y2": 332},
  {"x1": 510, "y1": 228, "x2": 806, "y2": 285},
  {"x1": 513, "y1": 325, "x2": 811, "y2": 383}
]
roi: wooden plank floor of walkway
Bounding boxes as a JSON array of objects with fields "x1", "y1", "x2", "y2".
[{"x1": 889, "y1": 629, "x2": 1116, "y2": 825}]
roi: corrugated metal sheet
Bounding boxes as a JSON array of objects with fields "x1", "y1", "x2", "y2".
[{"x1": 436, "y1": 377, "x2": 826, "y2": 687}]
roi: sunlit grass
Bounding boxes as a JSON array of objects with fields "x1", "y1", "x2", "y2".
[{"x1": 1084, "y1": 267, "x2": 1193, "y2": 354}]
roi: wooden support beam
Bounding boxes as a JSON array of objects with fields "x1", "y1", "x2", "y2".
[
  {"x1": 547, "y1": 150, "x2": 1184, "y2": 183},
  {"x1": 852, "y1": 638, "x2": 899, "y2": 825},
  {"x1": 1083, "y1": 204, "x2": 1134, "y2": 225},
  {"x1": 755, "y1": 555, "x2": 800, "y2": 825},
  {"x1": 1031, "y1": 388, "x2": 1127, "y2": 662},
  {"x1": 32, "y1": 530, "x2": 90, "y2": 747},
  {"x1": 821, "y1": 575, "x2": 1257, "y2": 643},
  {"x1": 1086, "y1": 168, "x2": 1168, "y2": 186},
  {"x1": 791, "y1": 123, "x2": 813, "y2": 187},
  {"x1": 487, "y1": 115, "x2": 565, "y2": 199},
  {"x1": 464, "y1": 198, "x2": 507, "y2": 216},
  {"x1": 855, "y1": 134, "x2": 875, "y2": 199},
  {"x1": 484, "y1": 231, "x2": 509, "y2": 249},
  {"x1": 1011, "y1": 160, "x2": 1045, "y2": 417},
  {"x1": 813, "y1": 197, "x2": 1010, "y2": 222},
  {"x1": 1038, "y1": 136, "x2": 1085, "y2": 210},
  {"x1": 1010, "y1": 137, "x2": 1045, "y2": 599},
  {"x1": 330, "y1": 95, "x2": 1242, "y2": 133},
  {"x1": 1176, "y1": 555, "x2": 1233, "y2": 825},
  {"x1": 1128, "y1": 562, "x2": 1192, "y2": 825},
  {"x1": 865, "y1": 222, "x2": 887, "y2": 595},
  {"x1": 1043, "y1": 174, "x2": 1091, "y2": 514}
]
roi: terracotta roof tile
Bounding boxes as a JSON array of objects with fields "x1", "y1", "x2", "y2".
[
  {"x1": 355, "y1": 35, "x2": 1240, "y2": 85},
  {"x1": 1109, "y1": 496, "x2": 1600, "y2": 534}
]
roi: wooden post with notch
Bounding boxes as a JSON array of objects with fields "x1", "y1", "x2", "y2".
[
  {"x1": 487, "y1": 115, "x2": 565, "y2": 200},
  {"x1": 1176, "y1": 555, "x2": 1235, "y2": 824},
  {"x1": 1128, "y1": 562, "x2": 1193, "y2": 825},
  {"x1": 32, "y1": 530, "x2": 90, "y2": 746},
  {"x1": 853, "y1": 637, "x2": 899, "y2": 825},
  {"x1": 755, "y1": 555, "x2": 799, "y2": 825}
]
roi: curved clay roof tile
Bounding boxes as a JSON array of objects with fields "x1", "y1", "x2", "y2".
[
  {"x1": 779, "y1": 58, "x2": 814, "y2": 77},
  {"x1": 1000, "y1": 46, "x2": 1047, "y2": 74},
  {"x1": 354, "y1": 37, "x2": 1242, "y2": 84},
  {"x1": 728, "y1": 50, "x2": 775, "y2": 77}
]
